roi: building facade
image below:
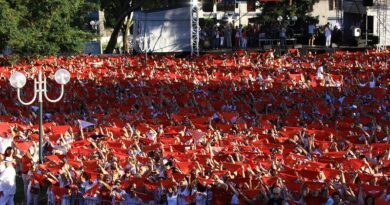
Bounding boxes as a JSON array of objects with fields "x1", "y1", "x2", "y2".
[
  {"x1": 197, "y1": 0, "x2": 261, "y2": 26},
  {"x1": 311, "y1": 0, "x2": 339, "y2": 25}
]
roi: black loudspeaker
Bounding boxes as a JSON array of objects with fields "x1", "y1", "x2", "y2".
[
  {"x1": 371, "y1": 36, "x2": 379, "y2": 44},
  {"x1": 363, "y1": 0, "x2": 373, "y2": 6}
]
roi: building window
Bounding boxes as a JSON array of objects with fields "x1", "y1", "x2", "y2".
[
  {"x1": 247, "y1": 0, "x2": 256, "y2": 11},
  {"x1": 329, "y1": 0, "x2": 336, "y2": 10}
]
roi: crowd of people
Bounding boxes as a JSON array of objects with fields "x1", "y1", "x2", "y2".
[
  {"x1": 201, "y1": 21, "x2": 343, "y2": 50},
  {"x1": 201, "y1": 24, "x2": 263, "y2": 50},
  {"x1": 0, "y1": 48, "x2": 389, "y2": 205},
  {"x1": 307, "y1": 22, "x2": 342, "y2": 48}
]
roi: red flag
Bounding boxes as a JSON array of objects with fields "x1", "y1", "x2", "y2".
[
  {"x1": 185, "y1": 193, "x2": 196, "y2": 203},
  {"x1": 14, "y1": 141, "x2": 33, "y2": 153},
  {"x1": 188, "y1": 129, "x2": 206, "y2": 143},
  {"x1": 51, "y1": 186, "x2": 68, "y2": 199},
  {"x1": 135, "y1": 191, "x2": 154, "y2": 203},
  {"x1": 83, "y1": 184, "x2": 99, "y2": 197}
]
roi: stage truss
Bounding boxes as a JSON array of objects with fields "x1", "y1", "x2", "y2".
[
  {"x1": 376, "y1": 0, "x2": 388, "y2": 51},
  {"x1": 336, "y1": 0, "x2": 344, "y2": 43},
  {"x1": 191, "y1": 1, "x2": 200, "y2": 56},
  {"x1": 336, "y1": 0, "x2": 343, "y2": 25}
]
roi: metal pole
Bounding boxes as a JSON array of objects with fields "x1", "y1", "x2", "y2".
[
  {"x1": 239, "y1": 3, "x2": 241, "y2": 25},
  {"x1": 366, "y1": 14, "x2": 368, "y2": 46},
  {"x1": 190, "y1": 4, "x2": 194, "y2": 56},
  {"x1": 144, "y1": 32, "x2": 147, "y2": 67},
  {"x1": 38, "y1": 71, "x2": 43, "y2": 163},
  {"x1": 38, "y1": 101, "x2": 43, "y2": 163},
  {"x1": 144, "y1": 13, "x2": 148, "y2": 67}
]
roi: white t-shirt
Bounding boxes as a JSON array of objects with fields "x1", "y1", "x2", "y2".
[
  {"x1": 0, "y1": 162, "x2": 5, "y2": 174},
  {"x1": 0, "y1": 165, "x2": 16, "y2": 195},
  {"x1": 316, "y1": 66, "x2": 324, "y2": 79},
  {"x1": 167, "y1": 193, "x2": 178, "y2": 205},
  {"x1": 146, "y1": 130, "x2": 157, "y2": 141},
  {"x1": 0, "y1": 137, "x2": 13, "y2": 154},
  {"x1": 196, "y1": 192, "x2": 207, "y2": 205},
  {"x1": 81, "y1": 181, "x2": 96, "y2": 193},
  {"x1": 369, "y1": 80, "x2": 375, "y2": 88},
  {"x1": 178, "y1": 186, "x2": 190, "y2": 205},
  {"x1": 325, "y1": 27, "x2": 332, "y2": 37}
]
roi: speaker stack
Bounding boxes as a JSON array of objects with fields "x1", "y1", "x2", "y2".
[{"x1": 363, "y1": 0, "x2": 373, "y2": 6}]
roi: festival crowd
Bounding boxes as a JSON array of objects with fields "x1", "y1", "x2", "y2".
[{"x1": 0, "y1": 48, "x2": 389, "y2": 205}]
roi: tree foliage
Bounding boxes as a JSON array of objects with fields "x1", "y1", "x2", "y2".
[
  {"x1": 101, "y1": 0, "x2": 189, "y2": 54},
  {"x1": 259, "y1": 0, "x2": 319, "y2": 25},
  {"x1": 0, "y1": 0, "x2": 99, "y2": 57}
]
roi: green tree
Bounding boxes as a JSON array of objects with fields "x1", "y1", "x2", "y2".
[
  {"x1": 101, "y1": 0, "x2": 143, "y2": 54},
  {"x1": 0, "y1": 0, "x2": 99, "y2": 57},
  {"x1": 101, "y1": 0, "x2": 189, "y2": 54},
  {"x1": 259, "y1": 0, "x2": 319, "y2": 28}
]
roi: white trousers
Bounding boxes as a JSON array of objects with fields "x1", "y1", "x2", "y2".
[
  {"x1": 241, "y1": 38, "x2": 247, "y2": 48},
  {"x1": 326, "y1": 35, "x2": 332, "y2": 47},
  {"x1": 1, "y1": 194, "x2": 14, "y2": 205},
  {"x1": 220, "y1": 37, "x2": 224, "y2": 46}
]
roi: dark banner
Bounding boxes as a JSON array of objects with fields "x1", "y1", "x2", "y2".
[{"x1": 216, "y1": 0, "x2": 235, "y2": 11}]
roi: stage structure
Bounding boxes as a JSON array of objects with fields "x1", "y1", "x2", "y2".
[
  {"x1": 376, "y1": 0, "x2": 388, "y2": 50},
  {"x1": 133, "y1": 7, "x2": 192, "y2": 53},
  {"x1": 341, "y1": 0, "x2": 389, "y2": 48},
  {"x1": 191, "y1": 0, "x2": 200, "y2": 56},
  {"x1": 336, "y1": 0, "x2": 344, "y2": 29}
]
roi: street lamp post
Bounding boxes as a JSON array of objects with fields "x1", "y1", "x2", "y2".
[
  {"x1": 90, "y1": 20, "x2": 100, "y2": 35},
  {"x1": 9, "y1": 69, "x2": 70, "y2": 163},
  {"x1": 277, "y1": 15, "x2": 297, "y2": 26}
]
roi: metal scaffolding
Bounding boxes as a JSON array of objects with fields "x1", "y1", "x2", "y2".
[
  {"x1": 336, "y1": 0, "x2": 344, "y2": 43},
  {"x1": 336, "y1": 0, "x2": 344, "y2": 25},
  {"x1": 376, "y1": 0, "x2": 389, "y2": 51},
  {"x1": 191, "y1": 0, "x2": 200, "y2": 56}
]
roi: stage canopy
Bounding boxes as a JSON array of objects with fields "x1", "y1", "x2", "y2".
[{"x1": 133, "y1": 7, "x2": 191, "y2": 53}]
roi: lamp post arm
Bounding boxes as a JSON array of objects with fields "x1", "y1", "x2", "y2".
[
  {"x1": 44, "y1": 80, "x2": 65, "y2": 103},
  {"x1": 17, "y1": 80, "x2": 38, "y2": 106}
]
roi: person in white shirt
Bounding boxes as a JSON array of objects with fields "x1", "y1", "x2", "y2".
[
  {"x1": 324, "y1": 23, "x2": 332, "y2": 47},
  {"x1": 316, "y1": 65, "x2": 325, "y2": 80},
  {"x1": 81, "y1": 176, "x2": 98, "y2": 205},
  {"x1": 369, "y1": 72, "x2": 376, "y2": 88},
  {"x1": 123, "y1": 188, "x2": 141, "y2": 205},
  {"x1": 178, "y1": 180, "x2": 190, "y2": 205},
  {"x1": 0, "y1": 158, "x2": 16, "y2": 205},
  {"x1": 166, "y1": 186, "x2": 178, "y2": 205},
  {"x1": 195, "y1": 185, "x2": 207, "y2": 205},
  {"x1": 0, "y1": 136, "x2": 13, "y2": 155},
  {"x1": 146, "y1": 129, "x2": 157, "y2": 142}
]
